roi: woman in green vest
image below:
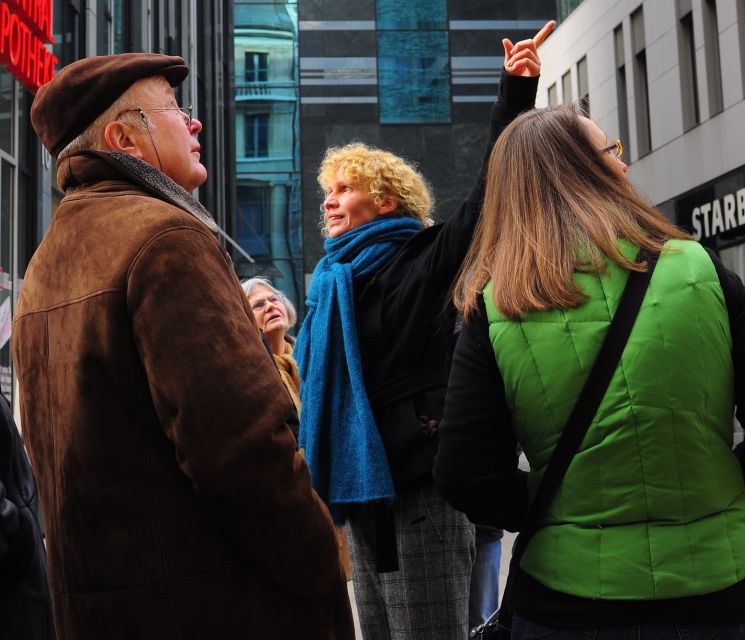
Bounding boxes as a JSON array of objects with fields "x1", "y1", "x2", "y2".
[{"x1": 434, "y1": 104, "x2": 745, "y2": 637}]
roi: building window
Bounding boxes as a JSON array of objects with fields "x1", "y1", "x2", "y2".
[
  {"x1": 236, "y1": 186, "x2": 270, "y2": 257},
  {"x1": 113, "y1": 0, "x2": 145, "y2": 53},
  {"x1": 244, "y1": 113, "x2": 269, "y2": 157},
  {"x1": 561, "y1": 70, "x2": 572, "y2": 103},
  {"x1": 577, "y1": 56, "x2": 589, "y2": 116},
  {"x1": 0, "y1": 77, "x2": 16, "y2": 401},
  {"x1": 678, "y1": 4, "x2": 700, "y2": 130},
  {"x1": 53, "y1": 0, "x2": 85, "y2": 67},
  {"x1": 614, "y1": 24, "x2": 631, "y2": 160},
  {"x1": 0, "y1": 71, "x2": 13, "y2": 156},
  {"x1": 557, "y1": 0, "x2": 584, "y2": 24},
  {"x1": 113, "y1": 0, "x2": 126, "y2": 52},
  {"x1": 97, "y1": 0, "x2": 113, "y2": 54},
  {"x1": 739, "y1": 0, "x2": 745, "y2": 99},
  {"x1": 233, "y1": 2, "x2": 302, "y2": 315},
  {"x1": 631, "y1": 7, "x2": 652, "y2": 157},
  {"x1": 245, "y1": 52, "x2": 269, "y2": 83},
  {"x1": 377, "y1": 0, "x2": 446, "y2": 29},
  {"x1": 702, "y1": 0, "x2": 723, "y2": 117},
  {"x1": 377, "y1": 0, "x2": 451, "y2": 124},
  {"x1": 17, "y1": 88, "x2": 36, "y2": 276},
  {"x1": 547, "y1": 83, "x2": 558, "y2": 106}
]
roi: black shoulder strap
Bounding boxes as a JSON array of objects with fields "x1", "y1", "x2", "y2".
[
  {"x1": 497, "y1": 250, "x2": 660, "y2": 633},
  {"x1": 518, "y1": 249, "x2": 659, "y2": 545}
]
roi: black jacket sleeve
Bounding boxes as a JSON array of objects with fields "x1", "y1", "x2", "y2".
[
  {"x1": 400, "y1": 71, "x2": 539, "y2": 290},
  {"x1": 0, "y1": 394, "x2": 48, "y2": 581},
  {"x1": 433, "y1": 297, "x2": 529, "y2": 530},
  {"x1": 705, "y1": 248, "x2": 745, "y2": 424}
]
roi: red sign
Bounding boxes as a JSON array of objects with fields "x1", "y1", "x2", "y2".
[{"x1": 0, "y1": 1, "x2": 56, "y2": 93}]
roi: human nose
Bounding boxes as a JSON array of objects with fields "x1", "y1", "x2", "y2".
[
  {"x1": 189, "y1": 117, "x2": 203, "y2": 134},
  {"x1": 323, "y1": 193, "x2": 337, "y2": 211}
]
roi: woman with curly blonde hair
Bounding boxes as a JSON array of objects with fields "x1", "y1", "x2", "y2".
[
  {"x1": 295, "y1": 22, "x2": 554, "y2": 640},
  {"x1": 316, "y1": 142, "x2": 434, "y2": 233}
]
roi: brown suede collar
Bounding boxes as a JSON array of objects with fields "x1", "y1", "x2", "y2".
[{"x1": 57, "y1": 151, "x2": 218, "y2": 233}]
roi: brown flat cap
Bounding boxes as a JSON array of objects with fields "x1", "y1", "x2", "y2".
[{"x1": 31, "y1": 53, "x2": 188, "y2": 157}]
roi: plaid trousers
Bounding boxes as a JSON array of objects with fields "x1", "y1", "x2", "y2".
[{"x1": 346, "y1": 483, "x2": 476, "y2": 640}]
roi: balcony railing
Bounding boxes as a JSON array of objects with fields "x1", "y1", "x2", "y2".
[{"x1": 235, "y1": 82, "x2": 297, "y2": 102}]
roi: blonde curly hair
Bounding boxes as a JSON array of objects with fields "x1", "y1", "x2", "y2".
[{"x1": 317, "y1": 143, "x2": 434, "y2": 231}]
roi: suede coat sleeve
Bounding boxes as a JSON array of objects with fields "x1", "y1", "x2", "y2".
[{"x1": 126, "y1": 225, "x2": 339, "y2": 598}]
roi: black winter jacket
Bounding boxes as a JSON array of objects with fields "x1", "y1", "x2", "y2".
[
  {"x1": 354, "y1": 71, "x2": 539, "y2": 490},
  {"x1": 0, "y1": 394, "x2": 55, "y2": 639}
]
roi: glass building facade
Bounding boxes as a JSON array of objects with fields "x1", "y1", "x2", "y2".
[
  {"x1": 2, "y1": 0, "x2": 234, "y2": 407},
  {"x1": 232, "y1": 0, "x2": 303, "y2": 316},
  {"x1": 0, "y1": 68, "x2": 22, "y2": 398},
  {"x1": 376, "y1": 0, "x2": 451, "y2": 123},
  {"x1": 556, "y1": 0, "x2": 584, "y2": 23},
  {"x1": 298, "y1": 0, "x2": 557, "y2": 288}
]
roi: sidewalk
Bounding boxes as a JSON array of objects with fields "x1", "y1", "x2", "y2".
[{"x1": 347, "y1": 582, "x2": 362, "y2": 639}]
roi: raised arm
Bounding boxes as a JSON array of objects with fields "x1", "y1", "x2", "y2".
[{"x1": 412, "y1": 21, "x2": 555, "y2": 286}]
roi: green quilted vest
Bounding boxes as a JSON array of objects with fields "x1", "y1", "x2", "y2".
[{"x1": 485, "y1": 239, "x2": 745, "y2": 599}]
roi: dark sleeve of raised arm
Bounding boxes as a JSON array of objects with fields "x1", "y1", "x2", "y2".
[
  {"x1": 433, "y1": 298, "x2": 528, "y2": 531},
  {"x1": 413, "y1": 72, "x2": 540, "y2": 286}
]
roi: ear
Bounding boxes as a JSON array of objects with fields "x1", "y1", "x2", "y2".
[
  {"x1": 103, "y1": 120, "x2": 144, "y2": 159},
  {"x1": 378, "y1": 195, "x2": 398, "y2": 215}
]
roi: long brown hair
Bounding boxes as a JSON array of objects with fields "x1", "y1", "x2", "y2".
[{"x1": 454, "y1": 104, "x2": 689, "y2": 320}]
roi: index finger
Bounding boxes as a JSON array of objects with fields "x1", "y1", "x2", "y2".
[{"x1": 532, "y1": 20, "x2": 556, "y2": 47}]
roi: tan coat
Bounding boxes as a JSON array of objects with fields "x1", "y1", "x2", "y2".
[
  {"x1": 274, "y1": 339, "x2": 301, "y2": 414},
  {"x1": 12, "y1": 151, "x2": 353, "y2": 640}
]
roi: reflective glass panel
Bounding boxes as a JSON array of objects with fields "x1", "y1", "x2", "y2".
[
  {"x1": 0, "y1": 160, "x2": 13, "y2": 398},
  {"x1": 557, "y1": 0, "x2": 584, "y2": 23},
  {"x1": 0, "y1": 68, "x2": 14, "y2": 155},
  {"x1": 376, "y1": 0, "x2": 447, "y2": 30},
  {"x1": 378, "y1": 31, "x2": 451, "y2": 124},
  {"x1": 244, "y1": 113, "x2": 270, "y2": 157},
  {"x1": 236, "y1": 185, "x2": 271, "y2": 256},
  {"x1": 114, "y1": 0, "x2": 126, "y2": 52},
  {"x1": 97, "y1": 0, "x2": 112, "y2": 54},
  {"x1": 245, "y1": 52, "x2": 269, "y2": 82},
  {"x1": 233, "y1": 1, "x2": 303, "y2": 319}
]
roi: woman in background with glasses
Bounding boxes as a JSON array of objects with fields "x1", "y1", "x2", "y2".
[
  {"x1": 242, "y1": 277, "x2": 301, "y2": 412},
  {"x1": 434, "y1": 103, "x2": 745, "y2": 638},
  {"x1": 242, "y1": 276, "x2": 354, "y2": 581}
]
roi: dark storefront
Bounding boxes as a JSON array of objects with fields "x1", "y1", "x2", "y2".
[
  {"x1": 661, "y1": 164, "x2": 745, "y2": 275},
  {"x1": 670, "y1": 165, "x2": 745, "y2": 251}
]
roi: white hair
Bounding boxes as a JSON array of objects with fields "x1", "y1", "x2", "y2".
[
  {"x1": 241, "y1": 276, "x2": 297, "y2": 328},
  {"x1": 57, "y1": 75, "x2": 171, "y2": 160}
]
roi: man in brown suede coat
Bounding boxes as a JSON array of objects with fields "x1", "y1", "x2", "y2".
[{"x1": 12, "y1": 53, "x2": 353, "y2": 639}]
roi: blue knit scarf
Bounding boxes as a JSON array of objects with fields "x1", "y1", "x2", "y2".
[{"x1": 295, "y1": 217, "x2": 420, "y2": 516}]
